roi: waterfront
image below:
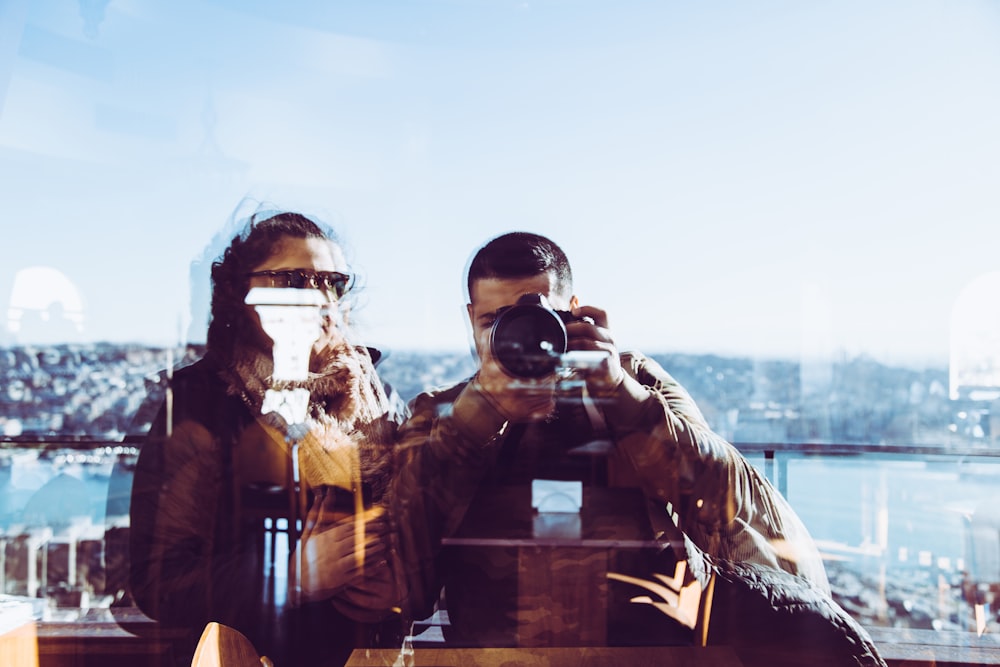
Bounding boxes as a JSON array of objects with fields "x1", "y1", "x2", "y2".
[
  {"x1": 1, "y1": 343, "x2": 998, "y2": 634},
  {"x1": 1, "y1": 442, "x2": 998, "y2": 634}
]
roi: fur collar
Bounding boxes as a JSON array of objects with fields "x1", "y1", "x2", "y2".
[{"x1": 219, "y1": 339, "x2": 397, "y2": 497}]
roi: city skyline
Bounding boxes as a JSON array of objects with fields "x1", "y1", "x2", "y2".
[{"x1": 2, "y1": 1, "x2": 1000, "y2": 367}]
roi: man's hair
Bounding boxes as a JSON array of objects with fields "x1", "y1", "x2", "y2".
[
  {"x1": 206, "y1": 210, "x2": 341, "y2": 358},
  {"x1": 466, "y1": 232, "x2": 573, "y2": 300}
]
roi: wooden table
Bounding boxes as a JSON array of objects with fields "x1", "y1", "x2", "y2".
[
  {"x1": 346, "y1": 646, "x2": 744, "y2": 666},
  {"x1": 440, "y1": 486, "x2": 672, "y2": 647},
  {"x1": 34, "y1": 607, "x2": 181, "y2": 667},
  {"x1": 865, "y1": 626, "x2": 1000, "y2": 666}
]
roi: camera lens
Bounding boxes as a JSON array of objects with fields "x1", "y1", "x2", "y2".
[{"x1": 490, "y1": 295, "x2": 568, "y2": 378}]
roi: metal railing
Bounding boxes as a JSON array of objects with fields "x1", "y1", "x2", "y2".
[{"x1": 2, "y1": 436, "x2": 1000, "y2": 664}]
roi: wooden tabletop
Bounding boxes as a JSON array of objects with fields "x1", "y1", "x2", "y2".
[
  {"x1": 346, "y1": 646, "x2": 744, "y2": 666},
  {"x1": 441, "y1": 486, "x2": 665, "y2": 549}
]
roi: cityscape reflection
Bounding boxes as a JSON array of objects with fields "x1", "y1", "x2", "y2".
[{"x1": 0, "y1": 343, "x2": 998, "y2": 637}]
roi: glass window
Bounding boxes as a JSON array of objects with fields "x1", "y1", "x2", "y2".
[{"x1": 2, "y1": 1, "x2": 999, "y2": 664}]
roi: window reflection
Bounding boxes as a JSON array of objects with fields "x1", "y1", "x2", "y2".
[
  {"x1": 2, "y1": 1, "x2": 1000, "y2": 664},
  {"x1": 7, "y1": 267, "x2": 85, "y2": 345},
  {"x1": 951, "y1": 271, "x2": 1000, "y2": 403}
]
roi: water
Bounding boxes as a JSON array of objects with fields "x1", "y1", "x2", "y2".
[
  {"x1": 2, "y1": 447, "x2": 999, "y2": 629},
  {"x1": 3, "y1": 451, "x2": 998, "y2": 572},
  {"x1": 781, "y1": 457, "x2": 1000, "y2": 574}
]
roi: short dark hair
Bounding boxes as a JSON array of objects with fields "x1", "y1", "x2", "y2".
[
  {"x1": 207, "y1": 210, "x2": 342, "y2": 358},
  {"x1": 466, "y1": 232, "x2": 573, "y2": 300}
]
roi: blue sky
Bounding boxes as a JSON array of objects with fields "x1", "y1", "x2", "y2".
[{"x1": 2, "y1": 0, "x2": 999, "y2": 366}]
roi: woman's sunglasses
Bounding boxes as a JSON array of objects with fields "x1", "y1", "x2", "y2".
[{"x1": 247, "y1": 269, "x2": 353, "y2": 299}]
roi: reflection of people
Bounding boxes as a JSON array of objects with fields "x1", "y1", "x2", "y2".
[
  {"x1": 22, "y1": 470, "x2": 91, "y2": 532},
  {"x1": 129, "y1": 210, "x2": 407, "y2": 666},
  {"x1": 392, "y1": 232, "x2": 830, "y2": 647}
]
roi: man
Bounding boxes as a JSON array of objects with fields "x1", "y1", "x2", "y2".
[{"x1": 391, "y1": 231, "x2": 830, "y2": 648}]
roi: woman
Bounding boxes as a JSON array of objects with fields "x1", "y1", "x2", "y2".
[{"x1": 129, "y1": 210, "x2": 406, "y2": 666}]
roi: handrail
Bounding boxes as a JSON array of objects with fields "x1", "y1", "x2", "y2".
[
  {"x1": 5, "y1": 435, "x2": 999, "y2": 455},
  {"x1": 0, "y1": 435, "x2": 142, "y2": 453},
  {"x1": 727, "y1": 441, "x2": 1000, "y2": 500},
  {"x1": 1, "y1": 435, "x2": 999, "y2": 664},
  {"x1": 733, "y1": 440, "x2": 1000, "y2": 459}
]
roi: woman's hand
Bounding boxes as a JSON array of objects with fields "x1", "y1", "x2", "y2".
[{"x1": 293, "y1": 504, "x2": 396, "y2": 607}]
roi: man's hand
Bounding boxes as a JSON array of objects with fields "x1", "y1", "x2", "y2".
[{"x1": 566, "y1": 305, "x2": 625, "y2": 392}]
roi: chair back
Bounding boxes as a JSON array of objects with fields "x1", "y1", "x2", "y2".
[{"x1": 191, "y1": 622, "x2": 273, "y2": 667}]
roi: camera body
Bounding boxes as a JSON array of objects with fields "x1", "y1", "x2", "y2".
[{"x1": 489, "y1": 293, "x2": 581, "y2": 379}]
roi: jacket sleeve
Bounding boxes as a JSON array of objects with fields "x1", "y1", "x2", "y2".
[
  {"x1": 128, "y1": 406, "x2": 258, "y2": 631},
  {"x1": 600, "y1": 352, "x2": 830, "y2": 593},
  {"x1": 129, "y1": 406, "x2": 220, "y2": 628},
  {"x1": 389, "y1": 380, "x2": 511, "y2": 620}
]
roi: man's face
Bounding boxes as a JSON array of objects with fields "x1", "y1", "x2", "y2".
[{"x1": 467, "y1": 272, "x2": 576, "y2": 361}]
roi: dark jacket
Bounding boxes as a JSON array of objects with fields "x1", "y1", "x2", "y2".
[
  {"x1": 129, "y1": 348, "x2": 406, "y2": 666},
  {"x1": 685, "y1": 536, "x2": 887, "y2": 667},
  {"x1": 390, "y1": 351, "x2": 837, "y2": 649}
]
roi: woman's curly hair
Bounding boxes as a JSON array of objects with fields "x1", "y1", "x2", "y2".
[{"x1": 206, "y1": 210, "x2": 344, "y2": 362}]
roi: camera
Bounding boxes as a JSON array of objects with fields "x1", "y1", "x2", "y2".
[{"x1": 489, "y1": 293, "x2": 582, "y2": 379}]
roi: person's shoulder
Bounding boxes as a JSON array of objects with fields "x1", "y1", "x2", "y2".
[
  {"x1": 394, "y1": 379, "x2": 472, "y2": 441},
  {"x1": 358, "y1": 345, "x2": 383, "y2": 365},
  {"x1": 407, "y1": 378, "x2": 471, "y2": 414},
  {"x1": 164, "y1": 354, "x2": 238, "y2": 423},
  {"x1": 169, "y1": 354, "x2": 223, "y2": 389},
  {"x1": 415, "y1": 378, "x2": 470, "y2": 402}
]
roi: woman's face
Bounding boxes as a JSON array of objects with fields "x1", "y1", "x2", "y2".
[{"x1": 246, "y1": 235, "x2": 351, "y2": 356}]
